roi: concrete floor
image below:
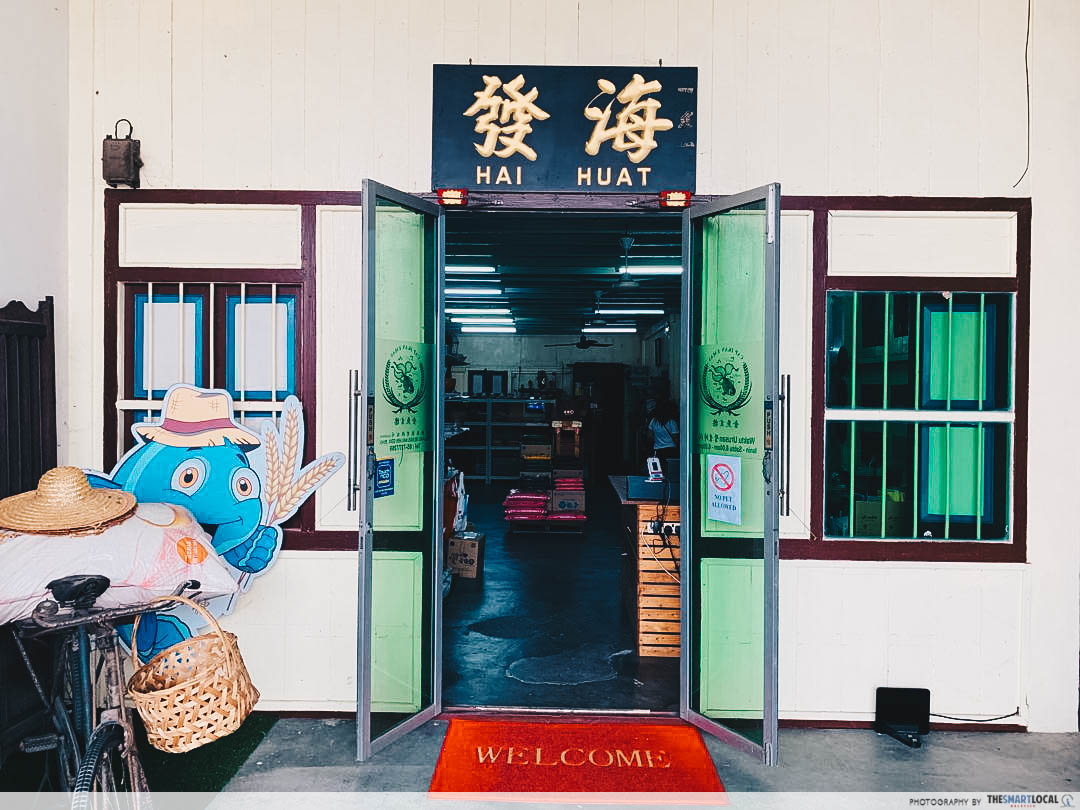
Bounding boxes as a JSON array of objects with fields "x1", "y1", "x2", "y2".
[
  {"x1": 443, "y1": 484, "x2": 679, "y2": 711},
  {"x1": 225, "y1": 717, "x2": 1080, "y2": 792},
  {"x1": 226, "y1": 488, "x2": 1080, "y2": 795}
]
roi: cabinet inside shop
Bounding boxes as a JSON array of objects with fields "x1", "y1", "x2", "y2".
[{"x1": 439, "y1": 208, "x2": 684, "y2": 712}]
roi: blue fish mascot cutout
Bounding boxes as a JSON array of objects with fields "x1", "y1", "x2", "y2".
[{"x1": 88, "y1": 384, "x2": 344, "y2": 660}]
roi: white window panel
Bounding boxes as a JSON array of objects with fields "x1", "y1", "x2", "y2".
[
  {"x1": 780, "y1": 211, "x2": 813, "y2": 540},
  {"x1": 141, "y1": 301, "x2": 197, "y2": 394},
  {"x1": 828, "y1": 211, "x2": 1017, "y2": 278},
  {"x1": 233, "y1": 302, "x2": 290, "y2": 395},
  {"x1": 314, "y1": 206, "x2": 364, "y2": 531},
  {"x1": 119, "y1": 204, "x2": 302, "y2": 268}
]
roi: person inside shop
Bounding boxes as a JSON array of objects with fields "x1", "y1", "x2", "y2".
[{"x1": 647, "y1": 398, "x2": 680, "y2": 462}]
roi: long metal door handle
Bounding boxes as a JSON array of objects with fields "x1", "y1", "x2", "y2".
[
  {"x1": 347, "y1": 369, "x2": 359, "y2": 511},
  {"x1": 780, "y1": 373, "x2": 792, "y2": 516}
]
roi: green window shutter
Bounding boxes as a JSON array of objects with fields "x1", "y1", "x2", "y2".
[
  {"x1": 924, "y1": 425, "x2": 981, "y2": 519},
  {"x1": 928, "y1": 310, "x2": 982, "y2": 404}
]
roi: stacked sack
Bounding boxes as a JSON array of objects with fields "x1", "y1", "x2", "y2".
[
  {"x1": 548, "y1": 473, "x2": 586, "y2": 523},
  {"x1": 503, "y1": 489, "x2": 549, "y2": 523}
]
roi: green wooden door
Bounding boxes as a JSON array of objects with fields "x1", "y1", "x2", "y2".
[
  {"x1": 682, "y1": 185, "x2": 780, "y2": 765},
  {"x1": 356, "y1": 181, "x2": 444, "y2": 760}
]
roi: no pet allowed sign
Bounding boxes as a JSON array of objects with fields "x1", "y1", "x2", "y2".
[{"x1": 706, "y1": 454, "x2": 741, "y2": 525}]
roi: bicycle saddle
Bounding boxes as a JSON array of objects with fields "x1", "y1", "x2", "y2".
[{"x1": 46, "y1": 575, "x2": 111, "y2": 608}]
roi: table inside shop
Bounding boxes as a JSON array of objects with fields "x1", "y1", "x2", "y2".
[{"x1": 609, "y1": 476, "x2": 682, "y2": 658}]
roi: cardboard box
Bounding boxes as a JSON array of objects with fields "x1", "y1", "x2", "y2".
[
  {"x1": 521, "y1": 444, "x2": 552, "y2": 459},
  {"x1": 554, "y1": 468, "x2": 584, "y2": 480},
  {"x1": 447, "y1": 532, "x2": 485, "y2": 578},
  {"x1": 853, "y1": 498, "x2": 908, "y2": 537},
  {"x1": 550, "y1": 489, "x2": 586, "y2": 513}
]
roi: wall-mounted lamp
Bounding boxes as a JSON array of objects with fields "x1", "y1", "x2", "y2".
[{"x1": 102, "y1": 119, "x2": 143, "y2": 189}]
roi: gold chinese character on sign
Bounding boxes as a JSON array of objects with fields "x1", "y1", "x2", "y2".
[
  {"x1": 584, "y1": 74, "x2": 673, "y2": 163},
  {"x1": 463, "y1": 74, "x2": 549, "y2": 161}
]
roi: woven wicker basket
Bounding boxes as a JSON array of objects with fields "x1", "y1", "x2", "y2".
[{"x1": 127, "y1": 595, "x2": 260, "y2": 753}]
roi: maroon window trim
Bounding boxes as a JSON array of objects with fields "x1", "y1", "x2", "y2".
[
  {"x1": 780, "y1": 195, "x2": 1030, "y2": 564},
  {"x1": 105, "y1": 191, "x2": 1030, "y2": 560},
  {"x1": 103, "y1": 189, "x2": 358, "y2": 551}
]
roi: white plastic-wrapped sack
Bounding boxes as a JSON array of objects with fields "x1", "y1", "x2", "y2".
[{"x1": 0, "y1": 503, "x2": 238, "y2": 625}]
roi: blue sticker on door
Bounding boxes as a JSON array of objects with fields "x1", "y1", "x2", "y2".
[{"x1": 374, "y1": 458, "x2": 395, "y2": 498}]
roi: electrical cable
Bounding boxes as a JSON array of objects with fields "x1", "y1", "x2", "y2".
[
  {"x1": 1012, "y1": 0, "x2": 1032, "y2": 188},
  {"x1": 929, "y1": 708, "x2": 1020, "y2": 723},
  {"x1": 647, "y1": 501, "x2": 680, "y2": 583}
]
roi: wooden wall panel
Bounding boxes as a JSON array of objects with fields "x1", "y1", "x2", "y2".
[
  {"x1": 509, "y1": 0, "x2": 546, "y2": 65},
  {"x1": 339, "y1": 0, "x2": 377, "y2": 188},
  {"x1": 977, "y1": 0, "x2": 1029, "y2": 195},
  {"x1": 304, "y1": 0, "x2": 343, "y2": 189},
  {"x1": 930, "y1": 0, "x2": 982, "y2": 195},
  {"x1": 708, "y1": 0, "x2": 742, "y2": 193},
  {"x1": 677, "y1": 0, "x2": 714, "y2": 189},
  {"x1": 373, "y1": 0, "x2": 411, "y2": 189},
  {"x1": 270, "y1": 0, "x2": 307, "y2": 188},
  {"x1": 77, "y1": 0, "x2": 1040, "y2": 197},
  {"x1": 407, "y1": 0, "x2": 445, "y2": 192},
  {"x1": 827, "y1": 0, "x2": 880, "y2": 194},
  {"x1": 610, "y1": 0, "x2": 646, "y2": 66},
  {"x1": 476, "y1": 0, "x2": 513, "y2": 64},
  {"x1": 444, "y1": 0, "x2": 479, "y2": 63},
  {"x1": 878, "y1": 0, "x2": 933, "y2": 194},
  {"x1": 172, "y1": 0, "x2": 205, "y2": 188},
  {"x1": 545, "y1": 0, "x2": 579, "y2": 65},
  {"x1": 132, "y1": 0, "x2": 174, "y2": 188},
  {"x1": 643, "y1": 0, "x2": 678, "y2": 65},
  {"x1": 578, "y1": 0, "x2": 614, "y2": 68},
  {"x1": 777, "y1": 0, "x2": 828, "y2": 192},
  {"x1": 744, "y1": 0, "x2": 780, "y2": 191}
]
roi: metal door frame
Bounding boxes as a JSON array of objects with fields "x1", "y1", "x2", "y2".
[
  {"x1": 356, "y1": 179, "x2": 446, "y2": 761},
  {"x1": 679, "y1": 183, "x2": 781, "y2": 765}
]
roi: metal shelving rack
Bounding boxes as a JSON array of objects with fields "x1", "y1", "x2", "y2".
[{"x1": 445, "y1": 397, "x2": 555, "y2": 484}]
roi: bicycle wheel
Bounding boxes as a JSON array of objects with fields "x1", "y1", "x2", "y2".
[{"x1": 71, "y1": 722, "x2": 141, "y2": 810}]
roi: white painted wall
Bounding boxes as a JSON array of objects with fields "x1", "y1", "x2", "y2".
[
  {"x1": 1, "y1": 0, "x2": 68, "y2": 456},
  {"x1": 64, "y1": 0, "x2": 1080, "y2": 730}
]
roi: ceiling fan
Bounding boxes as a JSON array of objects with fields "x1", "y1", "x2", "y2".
[
  {"x1": 545, "y1": 335, "x2": 614, "y2": 349},
  {"x1": 612, "y1": 235, "x2": 640, "y2": 289}
]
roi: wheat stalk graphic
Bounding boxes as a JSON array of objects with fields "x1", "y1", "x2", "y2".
[{"x1": 260, "y1": 400, "x2": 343, "y2": 526}]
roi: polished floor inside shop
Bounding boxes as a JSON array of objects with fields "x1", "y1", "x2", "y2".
[{"x1": 442, "y1": 484, "x2": 679, "y2": 712}]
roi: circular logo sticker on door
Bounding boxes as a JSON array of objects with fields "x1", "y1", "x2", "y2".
[
  {"x1": 382, "y1": 345, "x2": 427, "y2": 413},
  {"x1": 701, "y1": 346, "x2": 752, "y2": 416}
]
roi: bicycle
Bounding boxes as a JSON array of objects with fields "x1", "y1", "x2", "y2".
[{"x1": 10, "y1": 574, "x2": 203, "y2": 806}]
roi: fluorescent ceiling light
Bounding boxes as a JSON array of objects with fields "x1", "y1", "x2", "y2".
[
  {"x1": 461, "y1": 325, "x2": 516, "y2": 333},
  {"x1": 446, "y1": 265, "x2": 497, "y2": 273},
  {"x1": 617, "y1": 266, "x2": 684, "y2": 275},
  {"x1": 583, "y1": 327, "x2": 637, "y2": 334},
  {"x1": 445, "y1": 307, "x2": 511, "y2": 315},
  {"x1": 595, "y1": 308, "x2": 665, "y2": 315},
  {"x1": 451, "y1": 317, "x2": 514, "y2": 325},
  {"x1": 446, "y1": 287, "x2": 503, "y2": 296}
]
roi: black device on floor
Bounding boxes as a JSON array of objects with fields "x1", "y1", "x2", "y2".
[{"x1": 874, "y1": 686, "x2": 930, "y2": 748}]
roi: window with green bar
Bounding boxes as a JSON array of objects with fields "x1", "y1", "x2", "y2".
[{"x1": 823, "y1": 291, "x2": 1013, "y2": 541}]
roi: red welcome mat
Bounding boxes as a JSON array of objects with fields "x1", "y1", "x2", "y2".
[{"x1": 430, "y1": 717, "x2": 725, "y2": 800}]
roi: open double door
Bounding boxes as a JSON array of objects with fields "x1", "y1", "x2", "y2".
[{"x1": 352, "y1": 180, "x2": 780, "y2": 765}]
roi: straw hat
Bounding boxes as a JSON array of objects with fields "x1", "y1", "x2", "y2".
[
  {"x1": 0, "y1": 467, "x2": 136, "y2": 535},
  {"x1": 135, "y1": 385, "x2": 260, "y2": 449}
]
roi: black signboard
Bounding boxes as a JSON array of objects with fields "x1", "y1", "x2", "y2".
[{"x1": 432, "y1": 64, "x2": 697, "y2": 193}]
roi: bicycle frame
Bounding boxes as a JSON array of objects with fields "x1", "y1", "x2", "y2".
[{"x1": 13, "y1": 581, "x2": 202, "y2": 796}]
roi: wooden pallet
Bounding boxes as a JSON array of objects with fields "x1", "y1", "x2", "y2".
[{"x1": 636, "y1": 505, "x2": 681, "y2": 657}]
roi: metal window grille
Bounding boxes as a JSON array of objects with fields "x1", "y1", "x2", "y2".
[
  {"x1": 114, "y1": 281, "x2": 298, "y2": 460},
  {"x1": 823, "y1": 290, "x2": 1015, "y2": 542}
]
